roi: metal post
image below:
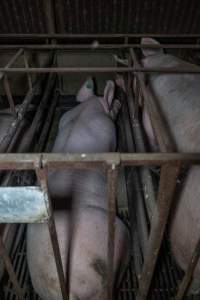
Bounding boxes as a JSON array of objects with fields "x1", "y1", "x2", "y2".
[
  {"x1": 23, "y1": 51, "x2": 32, "y2": 91},
  {"x1": 35, "y1": 164, "x2": 68, "y2": 300},
  {"x1": 136, "y1": 163, "x2": 180, "y2": 300},
  {"x1": 176, "y1": 236, "x2": 200, "y2": 300},
  {"x1": 130, "y1": 48, "x2": 175, "y2": 152},
  {"x1": 3, "y1": 75, "x2": 17, "y2": 117},
  {"x1": 0, "y1": 236, "x2": 24, "y2": 300},
  {"x1": 107, "y1": 163, "x2": 118, "y2": 300}
]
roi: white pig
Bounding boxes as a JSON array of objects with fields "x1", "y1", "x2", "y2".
[
  {"x1": 27, "y1": 78, "x2": 130, "y2": 300},
  {"x1": 141, "y1": 38, "x2": 200, "y2": 294}
]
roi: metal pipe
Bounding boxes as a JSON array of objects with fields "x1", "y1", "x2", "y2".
[
  {"x1": 3, "y1": 75, "x2": 17, "y2": 117},
  {"x1": 0, "y1": 79, "x2": 42, "y2": 153},
  {"x1": 176, "y1": 236, "x2": 200, "y2": 300},
  {"x1": 136, "y1": 163, "x2": 180, "y2": 300},
  {"x1": 0, "y1": 235, "x2": 24, "y2": 300},
  {"x1": 130, "y1": 48, "x2": 175, "y2": 152},
  {"x1": 1, "y1": 44, "x2": 200, "y2": 50},
  {"x1": 0, "y1": 33, "x2": 200, "y2": 39},
  {"x1": 0, "y1": 48, "x2": 23, "y2": 80},
  {"x1": 1, "y1": 66, "x2": 200, "y2": 74},
  {"x1": 107, "y1": 165, "x2": 118, "y2": 300},
  {"x1": 23, "y1": 51, "x2": 32, "y2": 91},
  {"x1": 0, "y1": 153, "x2": 199, "y2": 171}
]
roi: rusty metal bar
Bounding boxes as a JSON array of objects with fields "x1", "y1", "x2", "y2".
[
  {"x1": 107, "y1": 164, "x2": 119, "y2": 300},
  {"x1": 0, "y1": 33, "x2": 200, "y2": 39},
  {"x1": 130, "y1": 48, "x2": 175, "y2": 152},
  {"x1": 125, "y1": 78, "x2": 156, "y2": 221},
  {"x1": 23, "y1": 51, "x2": 32, "y2": 91},
  {"x1": 176, "y1": 236, "x2": 200, "y2": 300},
  {"x1": 0, "y1": 79, "x2": 42, "y2": 153},
  {"x1": 0, "y1": 153, "x2": 199, "y2": 171},
  {"x1": 35, "y1": 165, "x2": 68, "y2": 300},
  {"x1": 1, "y1": 66, "x2": 200, "y2": 74},
  {"x1": 1, "y1": 43, "x2": 200, "y2": 50},
  {"x1": 136, "y1": 163, "x2": 180, "y2": 300},
  {"x1": 0, "y1": 236, "x2": 24, "y2": 300},
  {"x1": 0, "y1": 48, "x2": 23, "y2": 80},
  {"x1": 3, "y1": 75, "x2": 17, "y2": 117}
]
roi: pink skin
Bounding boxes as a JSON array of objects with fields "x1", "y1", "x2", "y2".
[
  {"x1": 141, "y1": 38, "x2": 200, "y2": 293},
  {"x1": 27, "y1": 78, "x2": 130, "y2": 300}
]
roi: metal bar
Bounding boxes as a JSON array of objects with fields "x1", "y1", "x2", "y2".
[
  {"x1": 35, "y1": 165, "x2": 68, "y2": 300},
  {"x1": 176, "y1": 236, "x2": 200, "y2": 300},
  {"x1": 0, "y1": 153, "x2": 200, "y2": 171},
  {"x1": 1, "y1": 66, "x2": 200, "y2": 74},
  {"x1": 0, "y1": 78, "x2": 42, "y2": 153},
  {"x1": 0, "y1": 48, "x2": 23, "y2": 80},
  {"x1": 0, "y1": 33, "x2": 200, "y2": 39},
  {"x1": 3, "y1": 75, "x2": 17, "y2": 117},
  {"x1": 136, "y1": 163, "x2": 180, "y2": 300},
  {"x1": 1, "y1": 43, "x2": 200, "y2": 50},
  {"x1": 130, "y1": 48, "x2": 175, "y2": 152},
  {"x1": 0, "y1": 235, "x2": 24, "y2": 300},
  {"x1": 23, "y1": 51, "x2": 32, "y2": 91},
  {"x1": 43, "y1": 0, "x2": 56, "y2": 34},
  {"x1": 107, "y1": 164, "x2": 118, "y2": 300},
  {"x1": 125, "y1": 79, "x2": 156, "y2": 221}
]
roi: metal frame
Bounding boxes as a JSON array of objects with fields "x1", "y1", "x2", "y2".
[{"x1": 0, "y1": 35, "x2": 199, "y2": 300}]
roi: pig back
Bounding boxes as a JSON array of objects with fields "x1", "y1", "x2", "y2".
[
  {"x1": 27, "y1": 207, "x2": 130, "y2": 300},
  {"x1": 143, "y1": 54, "x2": 200, "y2": 152}
]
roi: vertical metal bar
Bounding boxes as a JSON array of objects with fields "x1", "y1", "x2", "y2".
[
  {"x1": 129, "y1": 48, "x2": 175, "y2": 153},
  {"x1": 136, "y1": 163, "x2": 180, "y2": 300},
  {"x1": 3, "y1": 75, "x2": 17, "y2": 117},
  {"x1": 35, "y1": 164, "x2": 68, "y2": 300},
  {"x1": 23, "y1": 51, "x2": 32, "y2": 91},
  {"x1": 176, "y1": 236, "x2": 200, "y2": 300},
  {"x1": 0, "y1": 235, "x2": 24, "y2": 300},
  {"x1": 107, "y1": 164, "x2": 118, "y2": 300}
]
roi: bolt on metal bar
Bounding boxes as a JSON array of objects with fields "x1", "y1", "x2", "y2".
[
  {"x1": 1, "y1": 153, "x2": 200, "y2": 170},
  {"x1": 130, "y1": 48, "x2": 175, "y2": 152},
  {"x1": 176, "y1": 236, "x2": 200, "y2": 300},
  {"x1": 0, "y1": 48, "x2": 23, "y2": 81},
  {"x1": 23, "y1": 51, "x2": 32, "y2": 91},
  {"x1": 107, "y1": 163, "x2": 119, "y2": 300},
  {"x1": 3, "y1": 75, "x2": 17, "y2": 117},
  {"x1": 35, "y1": 165, "x2": 69, "y2": 300},
  {"x1": 136, "y1": 163, "x2": 180, "y2": 300},
  {"x1": 0, "y1": 235, "x2": 24, "y2": 300}
]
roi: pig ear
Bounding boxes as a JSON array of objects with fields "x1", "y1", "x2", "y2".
[
  {"x1": 76, "y1": 77, "x2": 94, "y2": 102},
  {"x1": 141, "y1": 38, "x2": 164, "y2": 57},
  {"x1": 103, "y1": 80, "x2": 115, "y2": 109}
]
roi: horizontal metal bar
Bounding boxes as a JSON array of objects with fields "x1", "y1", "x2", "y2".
[
  {"x1": 0, "y1": 187, "x2": 49, "y2": 223},
  {"x1": 0, "y1": 66, "x2": 200, "y2": 74},
  {"x1": 0, "y1": 153, "x2": 200, "y2": 170},
  {"x1": 0, "y1": 44, "x2": 200, "y2": 50},
  {"x1": 0, "y1": 33, "x2": 200, "y2": 39}
]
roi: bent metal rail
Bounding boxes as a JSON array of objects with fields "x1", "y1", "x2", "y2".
[{"x1": 0, "y1": 34, "x2": 200, "y2": 300}]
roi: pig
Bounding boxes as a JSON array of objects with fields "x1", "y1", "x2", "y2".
[
  {"x1": 141, "y1": 38, "x2": 200, "y2": 294},
  {"x1": 27, "y1": 78, "x2": 130, "y2": 300}
]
